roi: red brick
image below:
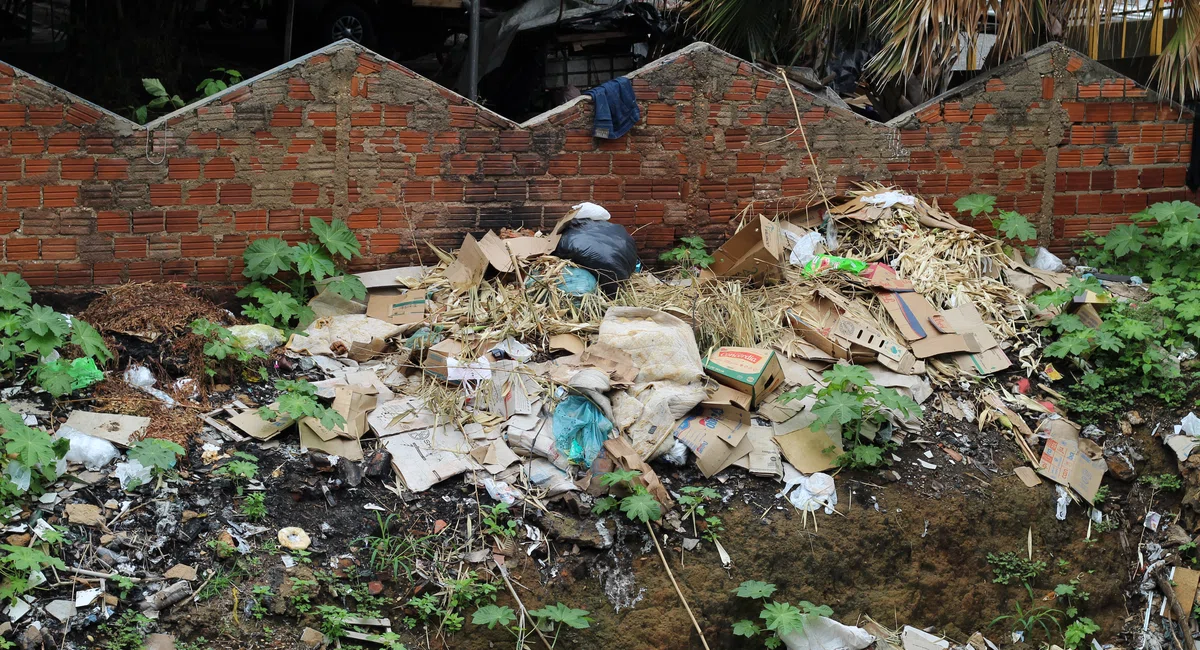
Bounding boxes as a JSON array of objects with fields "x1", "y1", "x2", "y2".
[
  {"x1": 96, "y1": 158, "x2": 129, "y2": 180},
  {"x1": 219, "y1": 183, "x2": 252, "y2": 205},
  {"x1": 6, "y1": 238, "x2": 39, "y2": 260},
  {"x1": 28, "y1": 106, "x2": 62, "y2": 126},
  {"x1": 271, "y1": 106, "x2": 303, "y2": 127},
  {"x1": 0, "y1": 211, "x2": 17, "y2": 235},
  {"x1": 205, "y1": 157, "x2": 236, "y2": 179},
  {"x1": 292, "y1": 182, "x2": 320, "y2": 204},
  {"x1": 0, "y1": 158, "x2": 18, "y2": 180},
  {"x1": 0, "y1": 104, "x2": 23, "y2": 126},
  {"x1": 6, "y1": 185, "x2": 39, "y2": 208},
  {"x1": 41, "y1": 238, "x2": 76, "y2": 260}
]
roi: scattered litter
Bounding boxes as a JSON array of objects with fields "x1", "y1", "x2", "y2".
[{"x1": 277, "y1": 527, "x2": 311, "y2": 551}]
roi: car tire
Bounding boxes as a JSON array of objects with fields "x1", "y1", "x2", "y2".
[{"x1": 321, "y1": 2, "x2": 376, "y2": 48}]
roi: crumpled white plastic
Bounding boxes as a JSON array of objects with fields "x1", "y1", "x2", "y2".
[
  {"x1": 492, "y1": 337, "x2": 534, "y2": 362},
  {"x1": 57, "y1": 427, "x2": 119, "y2": 470},
  {"x1": 860, "y1": 190, "x2": 916, "y2": 208},
  {"x1": 114, "y1": 459, "x2": 152, "y2": 490},
  {"x1": 1029, "y1": 247, "x2": 1066, "y2": 272},
  {"x1": 1175, "y1": 412, "x2": 1200, "y2": 437},
  {"x1": 784, "y1": 230, "x2": 825, "y2": 266},
  {"x1": 567, "y1": 202, "x2": 611, "y2": 222},
  {"x1": 781, "y1": 616, "x2": 875, "y2": 650},
  {"x1": 482, "y1": 477, "x2": 521, "y2": 505},
  {"x1": 784, "y1": 472, "x2": 837, "y2": 514}
]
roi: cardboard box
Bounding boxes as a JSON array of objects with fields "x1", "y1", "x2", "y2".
[
  {"x1": 875, "y1": 290, "x2": 983, "y2": 358},
  {"x1": 365, "y1": 289, "x2": 426, "y2": 325},
  {"x1": 229, "y1": 403, "x2": 294, "y2": 441},
  {"x1": 673, "y1": 406, "x2": 755, "y2": 477},
  {"x1": 731, "y1": 425, "x2": 783, "y2": 478},
  {"x1": 941, "y1": 302, "x2": 1012, "y2": 375},
  {"x1": 423, "y1": 340, "x2": 466, "y2": 381},
  {"x1": 703, "y1": 347, "x2": 784, "y2": 409},
  {"x1": 701, "y1": 215, "x2": 789, "y2": 282},
  {"x1": 444, "y1": 230, "x2": 561, "y2": 291}
]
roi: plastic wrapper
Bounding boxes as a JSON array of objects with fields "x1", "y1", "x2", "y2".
[
  {"x1": 482, "y1": 477, "x2": 521, "y2": 505},
  {"x1": 229, "y1": 324, "x2": 285, "y2": 352},
  {"x1": 114, "y1": 459, "x2": 152, "y2": 490},
  {"x1": 552, "y1": 395, "x2": 613, "y2": 466},
  {"x1": 800, "y1": 255, "x2": 867, "y2": 277},
  {"x1": 557, "y1": 266, "x2": 598, "y2": 295},
  {"x1": 1029, "y1": 247, "x2": 1066, "y2": 272},
  {"x1": 57, "y1": 427, "x2": 119, "y2": 470}
]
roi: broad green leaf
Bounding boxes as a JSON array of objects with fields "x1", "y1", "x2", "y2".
[
  {"x1": 761, "y1": 602, "x2": 807, "y2": 636},
  {"x1": 0, "y1": 273, "x2": 31, "y2": 311},
  {"x1": 275, "y1": 378, "x2": 317, "y2": 396},
  {"x1": 242, "y1": 238, "x2": 294, "y2": 280},
  {"x1": 846, "y1": 445, "x2": 885, "y2": 467},
  {"x1": 1050, "y1": 313, "x2": 1087, "y2": 333},
  {"x1": 20, "y1": 330, "x2": 64, "y2": 359},
  {"x1": 310, "y1": 218, "x2": 361, "y2": 259},
  {"x1": 0, "y1": 545, "x2": 65, "y2": 572},
  {"x1": 812, "y1": 391, "x2": 863, "y2": 427},
  {"x1": 1102, "y1": 224, "x2": 1147, "y2": 257},
  {"x1": 954, "y1": 194, "x2": 996, "y2": 216},
  {"x1": 326, "y1": 275, "x2": 368, "y2": 301},
  {"x1": 798, "y1": 601, "x2": 834, "y2": 618},
  {"x1": 873, "y1": 386, "x2": 921, "y2": 419},
  {"x1": 293, "y1": 243, "x2": 336, "y2": 282},
  {"x1": 1176, "y1": 301, "x2": 1200, "y2": 320},
  {"x1": 2, "y1": 425, "x2": 61, "y2": 474},
  {"x1": 134, "y1": 106, "x2": 148, "y2": 124},
  {"x1": 591, "y1": 496, "x2": 618, "y2": 515},
  {"x1": 0, "y1": 404, "x2": 24, "y2": 434},
  {"x1": 994, "y1": 210, "x2": 1037, "y2": 241},
  {"x1": 21, "y1": 305, "x2": 69, "y2": 339},
  {"x1": 765, "y1": 637, "x2": 783, "y2": 649},
  {"x1": 142, "y1": 78, "x2": 168, "y2": 98},
  {"x1": 821, "y1": 364, "x2": 874, "y2": 389},
  {"x1": 256, "y1": 290, "x2": 302, "y2": 323},
  {"x1": 599, "y1": 469, "x2": 641, "y2": 487},
  {"x1": 779, "y1": 385, "x2": 815, "y2": 404},
  {"x1": 733, "y1": 620, "x2": 761, "y2": 638},
  {"x1": 128, "y1": 438, "x2": 186, "y2": 472},
  {"x1": 1115, "y1": 318, "x2": 1153, "y2": 341},
  {"x1": 70, "y1": 319, "x2": 112, "y2": 364},
  {"x1": 1093, "y1": 331, "x2": 1123, "y2": 352},
  {"x1": 35, "y1": 362, "x2": 75, "y2": 397},
  {"x1": 619, "y1": 492, "x2": 662, "y2": 523},
  {"x1": 735, "y1": 580, "x2": 777, "y2": 599},
  {"x1": 529, "y1": 603, "x2": 590, "y2": 629},
  {"x1": 1147, "y1": 200, "x2": 1200, "y2": 225},
  {"x1": 471, "y1": 604, "x2": 516, "y2": 629},
  {"x1": 1162, "y1": 221, "x2": 1200, "y2": 248},
  {"x1": 0, "y1": 338, "x2": 20, "y2": 367}
]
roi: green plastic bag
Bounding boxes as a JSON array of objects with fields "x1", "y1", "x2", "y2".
[
  {"x1": 801, "y1": 255, "x2": 868, "y2": 277},
  {"x1": 65, "y1": 357, "x2": 104, "y2": 389}
]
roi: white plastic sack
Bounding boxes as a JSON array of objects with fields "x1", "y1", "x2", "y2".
[
  {"x1": 786, "y1": 472, "x2": 837, "y2": 514},
  {"x1": 566, "y1": 202, "x2": 611, "y2": 222},
  {"x1": 526, "y1": 458, "x2": 578, "y2": 496},
  {"x1": 123, "y1": 365, "x2": 155, "y2": 388},
  {"x1": 786, "y1": 230, "x2": 825, "y2": 266},
  {"x1": 1029, "y1": 247, "x2": 1066, "y2": 272},
  {"x1": 860, "y1": 190, "x2": 915, "y2": 208},
  {"x1": 114, "y1": 459, "x2": 152, "y2": 490},
  {"x1": 1175, "y1": 412, "x2": 1200, "y2": 437},
  {"x1": 482, "y1": 477, "x2": 521, "y2": 505},
  {"x1": 612, "y1": 382, "x2": 706, "y2": 460},
  {"x1": 597, "y1": 307, "x2": 704, "y2": 384},
  {"x1": 229, "y1": 324, "x2": 285, "y2": 352},
  {"x1": 781, "y1": 616, "x2": 874, "y2": 650},
  {"x1": 493, "y1": 337, "x2": 534, "y2": 362},
  {"x1": 660, "y1": 439, "x2": 689, "y2": 465},
  {"x1": 57, "y1": 427, "x2": 119, "y2": 470}
]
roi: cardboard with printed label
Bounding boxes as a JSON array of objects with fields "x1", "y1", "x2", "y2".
[
  {"x1": 424, "y1": 340, "x2": 466, "y2": 381},
  {"x1": 702, "y1": 347, "x2": 784, "y2": 409},
  {"x1": 1038, "y1": 436, "x2": 1107, "y2": 503},
  {"x1": 673, "y1": 406, "x2": 755, "y2": 477},
  {"x1": 365, "y1": 289, "x2": 426, "y2": 325}
]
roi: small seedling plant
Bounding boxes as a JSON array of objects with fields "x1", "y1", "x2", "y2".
[
  {"x1": 0, "y1": 272, "x2": 112, "y2": 397},
  {"x1": 592, "y1": 469, "x2": 662, "y2": 524},
  {"x1": 473, "y1": 601, "x2": 591, "y2": 647},
  {"x1": 259, "y1": 379, "x2": 346, "y2": 431},
  {"x1": 190, "y1": 318, "x2": 267, "y2": 382},
  {"x1": 214, "y1": 451, "x2": 259, "y2": 495},
  {"x1": 659, "y1": 236, "x2": 715, "y2": 277},
  {"x1": 239, "y1": 217, "x2": 367, "y2": 330},
  {"x1": 732, "y1": 580, "x2": 833, "y2": 649},
  {"x1": 0, "y1": 404, "x2": 69, "y2": 502},
  {"x1": 355, "y1": 513, "x2": 436, "y2": 581},
  {"x1": 240, "y1": 492, "x2": 267, "y2": 522},
  {"x1": 405, "y1": 571, "x2": 498, "y2": 634},
  {"x1": 678, "y1": 486, "x2": 723, "y2": 543},
  {"x1": 1139, "y1": 473, "x2": 1183, "y2": 492},
  {"x1": 481, "y1": 502, "x2": 519, "y2": 540},
  {"x1": 780, "y1": 364, "x2": 921, "y2": 468}
]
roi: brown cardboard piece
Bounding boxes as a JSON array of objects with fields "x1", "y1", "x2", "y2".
[
  {"x1": 354, "y1": 266, "x2": 426, "y2": 289},
  {"x1": 445, "y1": 230, "x2": 560, "y2": 291},
  {"x1": 731, "y1": 425, "x2": 783, "y2": 478},
  {"x1": 701, "y1": 384, "x2": 754, "y2": 413},
  {"x1": 875, "y1": 290, "x2": 983, "y2": 358},
  {"x1": 701, "y1": 215, "x2": 789, "y2": 282},
  {"x1": 1168, "y1": 567, "x2": 1200, "y2": 621},
  {"x1": 298, "y1": 420, "x2": 364, "y2": 461},
  {"x1": 424, "y1": 340, "x2": 466, "y2": 381},
  {"x1": 673, "y1": 406, "x2": 756, "y2": 478},
  {"x1": 578, "y1": 343, "x2": 640, "y2": 386},
  {"x1": 941, "y1": 302, "x2": 1012, "y2": 375},
  {"x1": 1072, "y1": 303, "x2": 1104, "y2": 329},
  {"x1": 469, "y1": 440, "x2": 521, "y2": 474},
  {"x1": 860, "y1": 263, "x2": 915, "y2": 292},
  {"x1": 1038, "y1": 436, "x2": 1107, "y2": 504},
  {"x1": 1014, "y1": 466, "x2": 1043, "y2": 487},
  {"x1": 603, "y1": 437, "x2": 673, "y2": 507},
  {"x1": 773, "y1": 415, "x2": 843, "y2": 474},
  {"x1": 549, "y1": 333, "x2": 585, "y2": 355},
  {"x1": 60, "y1": 411, "x2": 151, "y2": 448},
  {"x1": 229, "y1": 404, "x2": 294, "y2": 441},
  {"x1": 702, "y1": 347, "x2": 785, "y2": 409},
  {"x1": 365, "y1": 289, "x2": 426, "y2": 325}
]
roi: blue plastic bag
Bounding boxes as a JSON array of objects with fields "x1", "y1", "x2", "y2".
[
  {"x1": 557, "y1": 267, "x2": 598, "y2": 295},
  {"x1": 552, "y1": 396, "x2": 613, "y2": 466}
]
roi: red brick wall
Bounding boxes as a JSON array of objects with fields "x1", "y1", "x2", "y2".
[{"x1": 0, "y1": 41, "x2": 1193, "y2": 287}]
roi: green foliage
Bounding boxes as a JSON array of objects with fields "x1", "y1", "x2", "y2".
[
  {"x1": 780, "y1": 364, "x2": 920, "y2": 469},
  {"x1": 733, "y1": 579, "x2": 832, "y2": 648},
  {"x1": 1086, "y1": 200, "x2": 1200, "y2": 282},
  {"x1": 592, "y1": 469, "x2": 663, "y2": 523},
  {"x1": 289, "y1": 577, "x2": 318, "y2": 613},
  {"x1": 214, "y1": 451, "x2": 258, "y2": 495},
  {"x1": 1064, "y1": 618, "x2": 1100, "y2": 650},
  {"x1": 190, "y1": 318, "x2": 267, "y2": 381},
  {"x1": 127, "y1": 438, "x2": 186, "y2": 475},
  {"x1": 679, "y1": 486, "x2": 723, "y2": 544},
  {"x1": 133, "y1": 77, "x2": 185, "y2": 124},
  {"x1": 1, "y1": 404, "x2": 69, "y2": 502},
  {"x1": 472, "y1": 604, "x2": 516, "y2": 629},
  {"x1": 0, "y1": 543, "x2": 66, "y2": 604},
  {"x1": 954, "y1": 193, "x2": 997, "y2": 217},
  {"x1": 953, "y1": 194, "x2": 1036, "y2": 242},
  {"x1": 196, "y1": 67, "x2": 243, "y2": 97},
  {"x1": 0, "y1": 272, "x2": 112, "y2": 397},
  {"x1": 987, "y1": 552, "x2": 1046, "y2": 586},
  {"x1": 316, "y1": 605, "x2": 351, "y2": 639},
  {"x1": 659, "y1": 236, "x2": 715, "y2": 277},
  {"x1": 239, "y1": 218, "x2": 365, "y2": 330},
  {"x1": 990, "y1": 595, "x2": 1063, "y2": 641},
  {"x1": 407, "y1": 571, "x2": 498, "y2": 634},
  {"x1": 259, "y1": 378, "x2": 345, "y2": 431},
  {"x1": 1139, "y1": 473, "x2": 1183, "y2": 492},
  {"x1": 355, "y1": 514, "x2": 436, "y2": 581},
  {"x1": 473, "y1": 602, "x2": 590, "y2": 647},
  {"x1": 98, "y1": 609, "x2": 153, "y2": 650},
  {"x1": 482, "y1": 502, "x2": 518, "y2": 539},
  {"x1": 240, "y1": 492, "x2": 267, "y2": 522}
]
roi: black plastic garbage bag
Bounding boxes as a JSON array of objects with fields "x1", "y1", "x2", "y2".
[{"x1": 553, "y1": 219, "x2": 639, "y2": 292}]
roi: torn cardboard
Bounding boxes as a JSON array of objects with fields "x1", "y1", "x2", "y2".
[
  {"x1": 60, "y1": 411, "x2": 150, "y2": 448},
  {"x1": 673, "y1": 406, "x2": 755, "y2": 477},
  {"x1": 381, "y1": 426, "x2": 476, "y2": 492},
  {"x1": 549, "y1": 333, "x2": 585, "y2": 355},
  {"x1": 701, "y1": 215, "x2": 789, "y2": 282},
  {"x1": 603, "y1": 436, "x2": 673, "y2": 507},
  {"x1": 773, "y1": 415, "x2": 843, "y2": 474},
  {"x1": 731, "y1": 425, "x2": 783, "y2": 478},
  {"x1": 875, "y1": 290, "x2": 983, "y2": 358},
  {"x1": 940, "y1": 302, "x2": 1012, "y2": 375},
  {"x1": 365, "y1": 289, "x2": 426, "y2": 325},
  {"x1": 229, "y1": 405, "x2": 294, "y2": 441},
  {"x1": 445, "y1": 230, "x2": 560, "y2": 291},
  {"x1": 1038, "y1": 437, "x2": 1107, "y2": 504},
  {"x1": 702, "y1": 347, "x2": 784, "y2": 409},
  {"x1": 299, "y1": 421, "x2": 364, "y2": 461}
]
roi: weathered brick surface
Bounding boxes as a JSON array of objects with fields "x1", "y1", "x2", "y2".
[{"x1": 0, "y1": 41, "x2": 1194, "y2": 285}]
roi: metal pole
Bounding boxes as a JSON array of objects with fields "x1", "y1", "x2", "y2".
[
  {"x1": 467, "y1": 0, "x2": 480, "y2": 101},
  {"x1": 283, "y1": 0, "x2": 296, "y2": 60}
]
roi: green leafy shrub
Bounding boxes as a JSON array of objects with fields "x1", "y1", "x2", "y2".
[
  {"x1": 473, "y1": 601, "x2": 591, "y2": 647},
  {"x1": 190, "y1": 318, "x2": 267, "y2": 381},
  {"x1": 1085, "y1": 200, "x2": 1200, "y2": 281},
  {"x1": 1063, "y1": 618, "x2": 1100, "y2": 650},
  {"x1": 127, "y1": 438, "x2": 186, "y2": 477},
  {"x1": 240, "y1": 492, "x2": 268, "y2": 522},
  {"x1": 239, "y1": 218, "x2": 366, "y2": 330},
  {"x1": 482, "y1": 502, "x2": 518, "y2": 539},
  {"x1": 987, "y1": 552, "x2": 1046, "y2": 586},
  {"x1": 406, "y1": 571, "x2": 498, "y2": 634},
  {"x1": 780, "y1": 364, "x2": 920, "y2": 469},
  {"x1": 0, "y1": 404, "x2": 69, "y2": 502},
  {"x1": 259, "y1": 378, "x2": 346, "y2": 430},
  {"x1": 954, "y1": 194, "x2": 1038, "y2": 245},
  {"x1": 0, "y1": 272, "x2": 112, "y2": 397},
  {"x1": 214, "y1": 451, "x2": 259, "y2": 495},
  {"x1": 731, "y1": 579, "x2": 833, "y2": 649},
  {"x1": 1139, "y1": 473, "x2": 1183, "y2": 492},
  {"x1": 659, "y1": 236, "x2": 715, "y2": 277},
  {"x1": 0, "y1": 543, "x2": 66, "y2": 604},
  {"x1": 678, "y1": 486, "x2": 723, "y2": 544},
  {"x1": 591, "y1": 469, "x2": 663, "y2": 523}
]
